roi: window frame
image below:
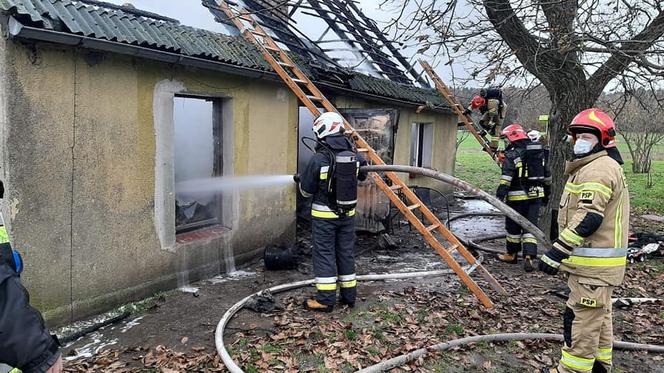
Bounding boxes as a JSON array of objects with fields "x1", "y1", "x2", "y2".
[{"x1": 173, "y1": 94, "x2": 224, "y2": 234}]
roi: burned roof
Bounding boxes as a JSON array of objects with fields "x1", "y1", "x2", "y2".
[{"x1": 0, "y1": 0, "x2": 448, "y2": 110}]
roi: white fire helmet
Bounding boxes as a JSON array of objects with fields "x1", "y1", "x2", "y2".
[
  {"x1": 527, "y1": 130, "x2": 541, "y2": 142},
  {"x1": 313, "y1": 112, "x2": 344, "y2": 139}
]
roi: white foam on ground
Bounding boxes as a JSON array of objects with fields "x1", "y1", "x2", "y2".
[
  {"x1": 64, "y1": 332, "x2": 118, "y2": 361},
  {"x1": 207, "y1": 270, "x2": 256, "y2": 284},
  {"x1": 120, "y1": 316, "x2": 145, "y2": 333}
]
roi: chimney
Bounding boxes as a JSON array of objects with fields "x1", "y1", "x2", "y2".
[{"x1": 253, "y1": 0, "x2": 290, "y2": 23}]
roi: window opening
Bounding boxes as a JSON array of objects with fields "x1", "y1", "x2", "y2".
[{"x1": 174, "y1": 95, "x2": 223, "y2": 233}]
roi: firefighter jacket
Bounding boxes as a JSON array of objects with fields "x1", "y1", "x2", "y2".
[
  {"x1": 0, "y1": 227, "x2": 61, "y2": 373},
  {"x1": 496, "y1": 140, "x2": 544, "y2": 201},
  {"x1": 299, "y1": 135, "x2": 367, "y2": 219},
  {"x1": 557, "y1": 151, "x2": 630, "y2": 286}
]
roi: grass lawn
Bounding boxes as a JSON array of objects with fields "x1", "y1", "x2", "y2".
[{"x1": 454, "y1": 133, "x2": 664, "y2": 215}]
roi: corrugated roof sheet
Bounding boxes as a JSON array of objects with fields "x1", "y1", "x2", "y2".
[
  {"x1": 0, "y1": 0, "x2": 448, "y2": 108},
  {"x1": 349, "y1": 73, "x2": 446, "y2": 107}
]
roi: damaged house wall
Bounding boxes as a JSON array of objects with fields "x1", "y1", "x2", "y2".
[
  {"x1": 334, "y1": 96, "x2": 457, "y2": 193},
  {"x1": 0, "y1": 32, "x2": 297, "y2": 325}
]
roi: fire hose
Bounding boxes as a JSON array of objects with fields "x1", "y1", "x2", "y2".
[
  {"x1": 360, "y1": 165, "x2": 551, "y2": 246},
  {"x1": 215, "y1": 261, "x2": 483, "y2": 373},
  {"x1": 214, "y1": 166, "x2": 663, "y2": 371}
]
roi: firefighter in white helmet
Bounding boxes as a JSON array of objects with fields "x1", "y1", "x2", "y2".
[{"x1": 294, "y1": 112, "x2": 367, "y2": 312}]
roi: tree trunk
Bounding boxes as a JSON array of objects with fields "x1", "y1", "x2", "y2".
[{"x1": 540, "y1": 91, "x2": 595, "y2": 239}]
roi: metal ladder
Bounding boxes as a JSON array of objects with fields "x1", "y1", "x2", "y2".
[
  {"x1": 214, "y1": 1, "x2": 506, "y2": 308},
  {"x1": 420, "y1": 60, "x2": 501, "y2": 165}
]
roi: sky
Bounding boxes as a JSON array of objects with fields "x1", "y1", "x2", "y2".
[{"x1": 104, "y1": 0, "x2": 469, "y2": 86}]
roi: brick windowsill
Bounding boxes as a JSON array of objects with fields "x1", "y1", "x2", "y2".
[{"x1": 176, "y1": 225, "x2": 230, "y2": 244}]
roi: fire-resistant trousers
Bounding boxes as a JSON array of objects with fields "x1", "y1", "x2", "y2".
[
  {"x1": 505, "y1": 199, "x2": 542, "y2": 257},
  {"x1": 311, "y1": 216, "x2": 357, "y2": 306},
  {"x1": 557, "y1": 274, "x2": 615, "y2": 372}
]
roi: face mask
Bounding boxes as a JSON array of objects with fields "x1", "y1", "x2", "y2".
[{"x1": 573, "y1": 139, "x2": 594, "y2": 155}]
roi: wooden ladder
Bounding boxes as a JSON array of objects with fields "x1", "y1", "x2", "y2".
[
  {"x1": 419, "y1": 60, "x2": 501, "y2": 165},
  {"x1": 214, "y1": 2, "x2": 506, "y2": 308}
]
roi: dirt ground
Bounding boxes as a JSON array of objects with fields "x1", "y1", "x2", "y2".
[{"x1": 60, "y1": 198, "x2": 664, "y2": 372}]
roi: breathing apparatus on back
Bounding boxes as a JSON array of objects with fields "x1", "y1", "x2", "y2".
[{"x1": 304, "y1": 112, "x2": 360, "y2": 216}]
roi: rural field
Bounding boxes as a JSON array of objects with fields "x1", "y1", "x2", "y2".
[{"x1": 454, "y1": 132, "x2": 664, "y2": 215}]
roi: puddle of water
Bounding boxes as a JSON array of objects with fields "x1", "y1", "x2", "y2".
[
  {"x1": 460, "y1": 199, "x2": 499, "y2": 213},
  {"x1": 179, "y1": 286, "x2": 200, "y2": 295},
  {"x1": 207, "y1": 270, "x2": 256, "y2": 284}
]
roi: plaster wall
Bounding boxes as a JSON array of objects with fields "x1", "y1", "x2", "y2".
[{"x1": 0, "y1": 37, "x2": 297, "y2": 325}]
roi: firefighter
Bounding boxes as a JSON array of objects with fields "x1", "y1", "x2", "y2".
[
  {"x1": 0, "y1": 182, "x2": 63, "y2": 373},
  {"x1": 495, "y1": 124, "x2": 545, "y2": 272},
  {"x1": 539, "y1": 109, "x2": 629, "y2": 373},
  {"x1": 528, "y1": 130, "x2": 556, "y2": 238},
  {"x1": 463, "y1": 87, "x2": 507, "y2": 151},
  {"x1": 295, "y1": 112, "x2": 367, "y2": 312}
]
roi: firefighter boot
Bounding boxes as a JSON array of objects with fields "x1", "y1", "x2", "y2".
[
  {"x1": 524, "y1": 255, "x2": 534, "y2": 272},
  {"x1": 304, "y1": 298, "x2": 333, "y2": 313},
  {"x1": 497, "y1": 252, "x2": 518, "y2": 264}
]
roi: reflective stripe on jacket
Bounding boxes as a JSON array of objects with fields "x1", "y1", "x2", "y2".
[{"x1": 558, "y1": 151, "x2": 630, "y2": 285}]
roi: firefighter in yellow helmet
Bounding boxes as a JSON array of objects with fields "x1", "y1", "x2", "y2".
[{"x1": 539, "y1": 109, "x2": 630, "y2": 373}]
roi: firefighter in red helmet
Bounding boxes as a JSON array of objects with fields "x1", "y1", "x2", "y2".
[
  {"x1": 540, "y1": 109, "x2": 629, "y2": 373},
  {"x1": 463, "y1": 87, "x2": 507, "y2": 151},
  {"x1": 495, "y1": 123, "x2": 546, "y2": 272}
]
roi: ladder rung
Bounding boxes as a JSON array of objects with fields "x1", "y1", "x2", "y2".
[
  {"x1": 238, "y1": 15, "x2": 255, "y2": 23},
  {"x1": 407, "y1": 204, "x2": 421, "y2": 211},
  {"x1": 264, "y1": 45, "x2": 280, "y2": 53},
  {"x1": 447, "y1": 244, "x2": 459, "y2": 254},
  {"x1": 426, "y1": 224, "x2": 440, "y2": 232},
  {"x1": 306, "y1": 95, "x2": 322, "y2": 101},
  {"x1": 277, "y1": 61, "x2": 294, "y2": 68},
  {"x1": 293, "y1": 78, "x2": 308, "y2": 84},
  {"x1": 356, "y1": 148, "x2": 369, "y2": 152},
  {"x1": 251, "y1": 30, "x2": 268, "y2": 38},
  {"x1": 390, "y1": 185, "x2": 402, "y2": 191}
]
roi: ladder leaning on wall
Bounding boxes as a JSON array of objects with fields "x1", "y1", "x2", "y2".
[
  {"x1": 211, "y1": 1, "x2": 506, "y2": 308},
  {"x1": 419, "y1": 60, "x2": 502, "y2": 165}
]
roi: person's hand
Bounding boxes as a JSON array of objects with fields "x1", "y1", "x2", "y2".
[
  {"x1": 463, "y1": 108, "x2": 472, "y2": 116},
  {"x1": 46, "y1": 355, "x2": 63, "y2": 373},
  {"x1": 539, "y1": 242, "x2": 570, "y2": 275},
  {"x1": 293, "y1": 174, "x2": 301, "y2": 183}
]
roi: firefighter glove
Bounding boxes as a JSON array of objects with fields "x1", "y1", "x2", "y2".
[
  {"x1": 293, "y1": 174, "x2": 301, "y2": 183},
  {"x1": 538, "y1": 241, "x2": 570, "y2": 275},
  {"x1": 463, "y1": 108, "x2": 472, "y2": 116},
  {"x1": 495, "y1": 184, "x2": 509, "y2": 201}
]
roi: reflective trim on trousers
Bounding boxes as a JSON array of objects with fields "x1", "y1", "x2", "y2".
[
  {"x1": 339, "y1": 280, "x2": 357, "y2": 288},
  {"x1": 338, "y1": 274, "x2": 356, "y2": 281},
  {"x1": 595, "y1": 347, "x2": 612, "y2": 361},
  {"x1": 506, "y1": 234, "x2": 521, "y2": 243},
  {"x1": 560, "y1": 350, "x2": 595, "y2": 371},
  {"x1": 315, "y1": 276, "x2": 338, "y2": 291}
]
